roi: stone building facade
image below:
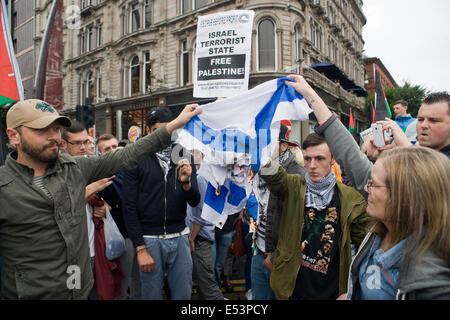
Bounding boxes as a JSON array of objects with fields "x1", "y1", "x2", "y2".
[
  {"x1": 62, "y1": 0, "x2": 368, "y2": 142},
  {"x1": 8, "y1": 0, "x2": 63, "y2": 107},
  {"x1": 363, "y1": 56, "x2": 397, "y2": 95}
]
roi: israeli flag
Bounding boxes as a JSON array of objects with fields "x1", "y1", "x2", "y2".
[{"x1": 176, "y1": 77, "x2": 312, "y2": 227}]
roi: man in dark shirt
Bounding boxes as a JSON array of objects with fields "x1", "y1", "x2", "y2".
[
  {"x1": 261, "y1": 133, "x2": 370, "y2": 300},
  {"x1": 122, "y1": 108, "x2": 200, "y2": 300}
]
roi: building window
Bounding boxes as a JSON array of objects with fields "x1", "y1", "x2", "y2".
[
  {"x1": 181, "y1": 0, "x2": 190, "y2": 14},
  {"x1": 79, "y1": 76, "x2": 85, "y2": 104},
  {"x1": 180, "y1": 40, "x2": 189, "y2": 85},
  {"x1": 257, "y1": 18, "x2": 276, "y2": 71},
  {"x1": 122, "y1": 14, "x2": 127, "y2": 35},
  {"x1": 86, "y1": 72, "x2": 95, "y2": 103},
  {"x1": 80, "y1": 31, "x2": 85, "y2": 54},
  {"x1": 343, "y1": 55, "x2": 349, "y2": 74},
  {"x1": 194, "y1": 0, "x2": 208, "y2": 9},
  {"x1": 328, "y1": 5, "x2": 335, "y2": 25},
  {"x1": 310, "y1": 20, "x2": 321, "y2": 50},
  {"x1": 87, "y1": 25, "x2": 94, "y2": 51},
  {"x1": 121, "y1": 59, "x2": 127, "y2": 97},
  {"x1": 81, "y1": 0, "x2": 86, "y2": 9},
  {"x1": 294, "y1": 24, "x2": 301, "y2": 73},
  {"x1": 144, "y1": 0, "x2": 152, "y2": 28},
  {"x1": 328, "y1": 38, "x2": 333, "y2": 62},
  {"x1": 144, "y1": 51, "x2": 152, "y2": 94},
  {"x1": 96, "y1": 68, "x2": 101, "y2": 103},
  {"x1": 130, "y1": 55, "x2": 140, "y2": 95},
  {"x1": 130, "y1": 2, "x2": 140, "y2": 33},
  {"x1": 97, "y1": 23, "x2": 102, "y2": 47}
]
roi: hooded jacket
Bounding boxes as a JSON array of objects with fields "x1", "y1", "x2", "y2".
[
  {"x1": 121, "y1": 144, "x2": 200, "y2": 248},
  {"x1": 347, "y1": 232, "x2": 450, "y2": 300}
]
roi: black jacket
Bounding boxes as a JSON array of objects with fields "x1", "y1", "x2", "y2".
[{"x1": 121, "y1": 145, "x2": 200, "y2": 248}]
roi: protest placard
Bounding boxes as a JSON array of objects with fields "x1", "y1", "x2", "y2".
[{"x1": 193, "y1": 10, "x2": 254, "y2": 98}]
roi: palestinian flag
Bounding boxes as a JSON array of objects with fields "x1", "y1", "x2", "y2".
[
  {"x1": 348, "y1": 108, "x2": 355, "y2": 133},
  {"x1": 373, "y1": 64, "x2": 391, "y2": 122},
  {"x1": 371, "y1": 101, "x2": 376, "y2": 124},
  {"x1": 0, "y1": 0, "x2": 24, "y2": 105}
]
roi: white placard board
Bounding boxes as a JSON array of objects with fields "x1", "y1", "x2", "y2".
[{"x1": 193, "y1": 10, "x2": 255, "y2": 98}]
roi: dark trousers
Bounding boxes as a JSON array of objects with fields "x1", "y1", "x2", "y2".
[{"x1": 192, "y1": 237, "x2": 224, "y2": 300}]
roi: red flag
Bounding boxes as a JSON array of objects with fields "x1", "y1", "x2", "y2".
[
  {"x1": 348, "y1": 108, "x2": 355, "y2": 133},
  {"x1": 371, "y1": 101, "x2": 375, "y2": 124},
  {"x1": 0, "y1": 0, "x2": 24, "y2": 105}
]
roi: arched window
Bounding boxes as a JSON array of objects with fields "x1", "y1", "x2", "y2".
[
  {"x1": 130, "y1": 55, "x2": 140, "y2": 95},
  {"x1": 257, "y1": 18, "x2": 276, "y2": 71}
]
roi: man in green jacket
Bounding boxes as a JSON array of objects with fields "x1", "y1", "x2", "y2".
[
  {"x1": 261, "y1": 133, "x2": 370, "y2": 300},
  {"x1": 0, "y1": 99, "x2": 200, "y2": 299}
]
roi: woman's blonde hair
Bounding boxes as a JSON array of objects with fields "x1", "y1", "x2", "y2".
[{"x1": 375, "y1": 146, "x2": 450, "y2": 264}]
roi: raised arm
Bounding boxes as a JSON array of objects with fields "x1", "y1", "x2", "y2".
[
  {"x1": 285, "y1": 75, "x2": 372, "y2": 196},
  {"x1": 76, "y1": 104, "x2": 202, "y2": 185}
]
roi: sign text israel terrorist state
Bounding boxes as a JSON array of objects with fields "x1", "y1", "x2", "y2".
[{"x1": 193, "y1": 10, "x2": 254, "y2": 98}]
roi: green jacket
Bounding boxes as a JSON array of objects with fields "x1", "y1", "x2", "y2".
[
  {"x1": 261, "y1": 161, "x2": 370, "y2": 300},
  {"x1": 0, "y1": 126, "x2": 172, "y2": 299}
]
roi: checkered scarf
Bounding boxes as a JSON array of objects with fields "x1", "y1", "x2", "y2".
[{"x1": 304, "y1": 171, "x2": 336, "y2": 211}]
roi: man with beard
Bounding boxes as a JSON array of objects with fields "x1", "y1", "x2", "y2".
[
  {"x1": 121, "y1": 107, "x2": 200, "y2": 300},
  {"x1": 0, "y1": 99, "x2": 200, "y2": 299}
]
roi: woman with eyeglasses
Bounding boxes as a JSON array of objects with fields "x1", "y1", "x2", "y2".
[
  {"x1": 343, "y1": 147, "x2": 450, "y2": 300},
  {"x1": 285, "y1": 74, "x2": 450, "y2": 299}
]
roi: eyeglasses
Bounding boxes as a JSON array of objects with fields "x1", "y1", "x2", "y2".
[
  {"x1": 66, "y1": 139, "x2": 93, "y2": 147},
  {"x1": 365, "y1": 179, "x2": 387, "y2": 191}
]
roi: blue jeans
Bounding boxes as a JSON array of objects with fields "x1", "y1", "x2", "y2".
[
  {"x1": 140, "y1": 234, "x2": 193, "y2": 300},
  {"x1": 251, "y1": 251, "x2": 275, "y2": 300},
  {"x1": 211, "y1": 231, "x2": 233, "y2": 287}
]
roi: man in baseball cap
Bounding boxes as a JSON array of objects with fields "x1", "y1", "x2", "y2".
[
  {"x1": 0, "y1": 99, "x2": 201, "y2": 299},
  {"x1": 7, "y1": 99, "x2": 71, "y2": 129},
  {"x1": 6, "y1": 99, "x2": 71, "y2": 168}
]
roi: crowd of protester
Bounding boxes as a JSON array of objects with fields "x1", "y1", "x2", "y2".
[{"x1": 0, "y1": 75, "x2": 449, "y2": 300}]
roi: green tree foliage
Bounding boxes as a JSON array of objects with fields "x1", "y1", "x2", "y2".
[{"x1": 366, "y1": 81, "x2": 429, "y2": 119}]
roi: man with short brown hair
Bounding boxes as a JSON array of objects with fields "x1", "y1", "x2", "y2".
[
  {"x1": 97, "y1": 134, "x2": 119, "y2": 154},
  {"x1": 416, "y1": 91, "x2": 450, "y2": 157},
  {"x1": 393, "y1": 99, "x2": 417, "y2": 142},
  {"x1": 260, "y1": 132, "x2": 370, "y2": 300}
]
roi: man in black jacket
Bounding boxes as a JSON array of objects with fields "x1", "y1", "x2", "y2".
[{"x1": 122, "y1": 108, "x2": 200, "y2": 300}]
